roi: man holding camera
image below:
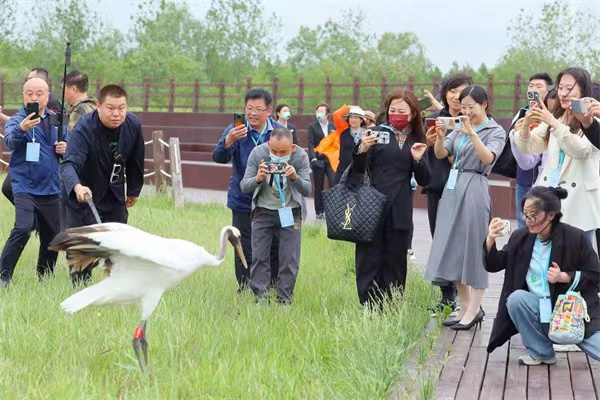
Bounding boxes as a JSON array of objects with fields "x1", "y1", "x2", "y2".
[
  {"x1": 0, "y1": 78, "x2": 67, "y2": 286},
  {"x1": 60, "y1": 84, "x2": 145, "y2": 284},
  {"x1": 213, "y1": 89, "x2": 283, "y2": 291},
  {"x1": 240, "y1": 128, "x2": 311, "y2": 304}
]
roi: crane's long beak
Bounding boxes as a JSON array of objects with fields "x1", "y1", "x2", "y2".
[{"x1": 235, "y1": 242, "x2": 248, "y2": 269}]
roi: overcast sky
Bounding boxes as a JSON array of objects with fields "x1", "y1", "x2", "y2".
[{"x1": 92, "y1": 0, "x2": 600, "y2": 73}]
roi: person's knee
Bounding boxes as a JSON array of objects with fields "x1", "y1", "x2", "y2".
[{"x1": 507, "y1": 289, "x2": 532, "y2": 311}]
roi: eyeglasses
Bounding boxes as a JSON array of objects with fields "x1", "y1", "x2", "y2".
[
  {"x1": 245, "y1": 106, "x2": 268, "y2": 114},
  {"x1": 522, "y1": 211, "x2": 541, "y2": 223},
  {"x1": 110, "y1": 163, "x2": 122, "y2": 184}
]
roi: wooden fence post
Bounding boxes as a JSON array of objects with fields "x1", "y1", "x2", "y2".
[
  {"x1": 152, "y1": 130, "x2": 166, "y2": 193},
  {"x1": 0, "y1": 78, "x2": 4, "y2": 108},
  {"x1": 407, "y1": 75, "x2": 415, "y2": 92},
  {"x1": 219, "y1": 79, "x2": 225, "y2": 112},
  {"x1": 168, "y1": 78, "x2": 175, "y2": 113},
  {"x1": 193, "y1": 79, "x2": 200, "y2": 113},
  {"x1": 433, "y1": 75, "x2": 441, "y2": 95},
  {"x1": 353, "y1": 77, "x2": 360, "y2": 106},
  {"x1": 513, "y1": 74, "x2": 522, "y2": 115},
  {"x1": 95, "y1": 79, "x2": 102, "y2": 98},
  {"x1": 143, "y1": 79, "x2": 150, "y2": 112},
  {"x1": 297, "y1": 76, "x2": 304, "y2": 114},
  {"x1": 487, "y1": 74, "x2": 495, "y2": 114},
  {"x1": 326, "y1": 76, "x2": 332, "y2": 108},
  {"x1": 272, "y1": 77, "x2": 279, "y2": 106},
  {"x1": 169, "y1": 137, "x2": 184, "y2": 208},
  {"x1": 380, "y1": 76, "x2": 388, "y2": 107},
  {"x1": 246, "y1": 77, "x2": 253, "y2": 92}
]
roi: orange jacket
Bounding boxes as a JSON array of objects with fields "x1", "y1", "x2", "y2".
[{"x1": 313, "y1": 104, "x2": 350, "y2": 171}]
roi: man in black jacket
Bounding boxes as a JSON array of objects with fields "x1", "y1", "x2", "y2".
[
  {"x1": 307, "y1": 103, "x2": 336, "y2": 219},
  {"x1": 60, "y1": 84, "x2": 145, "y2": 283}
]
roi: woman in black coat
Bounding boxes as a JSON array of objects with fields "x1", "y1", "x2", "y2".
[
  {"x1": 350, "y1": 91, "x2": 430, "y2": 306},
  {"x1": 484, "y1": 186, "x2": 600, "y2": 365},
  {"x1": 334, "y1": 106, "x2": 367, "y2": 184}
]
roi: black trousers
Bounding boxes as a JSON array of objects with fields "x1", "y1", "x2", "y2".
[
  {"x1": 0, "y1": 194, "x2": 61, "y2": 284},
  {"x1": 232, "y1": 210, "x2": 279, "y2": 290},
  {"x1": 311, "y1": 163, "x2": 336, "y2": 215},
  {"x1": 426, "y1": 189, "x2": 456, "y2": 302},
  {"x1": 66, "y1": 198, "x2": 128, "y2": 284},
  {"x1": 2, "y1": 172, "x2": 14, "y2": 205},
  {"x1": 355, "y1": 225, "x2": 410, "y2": 306}
]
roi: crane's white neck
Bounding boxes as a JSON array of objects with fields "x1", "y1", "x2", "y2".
[{"x1": 214, "y1": 226, "x2": 231, "y2": 263}]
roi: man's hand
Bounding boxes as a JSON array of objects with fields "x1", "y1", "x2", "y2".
[
  {"x1": 256, "y1": 161, "x2": 268, "y2": 183},
  {"x1": 19, "y1": 113, "x2": 40, "y2": 132},
  {"x1": 74, "y1": 184, "x2": 93, "y2": 203},
  {"x1": 284, "y1": 164, "x2": 298, "y2": 181},
  {"x1": 224, "y1": 125, "x2": 248, "y2": 148},
  {"x1": 54, "y1": 141, "x2": 67, "y2": 155},
  {"x1": 125, "y1": 196, "x2": 138, "y2": 208},
  {"x1": 547, "y1": 262, "x2": 571, "y2": 284}
]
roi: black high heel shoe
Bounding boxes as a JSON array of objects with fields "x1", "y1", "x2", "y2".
[
  {"x1": 450, "y1": 310, "x2": 485, "y2": 331},
  {"x1": 442, "y1": 318, "x2": 460, "y2": 327}
]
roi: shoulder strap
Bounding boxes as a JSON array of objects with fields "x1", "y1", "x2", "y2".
[{"x1": 567, "y1": 271, "x2": 581, "y2": 292}]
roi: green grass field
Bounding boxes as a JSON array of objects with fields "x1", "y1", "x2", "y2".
[{"x1": 0, "y1": 190, "x2": 438, "y2": 400}]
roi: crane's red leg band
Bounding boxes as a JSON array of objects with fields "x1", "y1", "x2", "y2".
[{"x1": 134, "y1": 327, "x2": 144, "y2": 340}]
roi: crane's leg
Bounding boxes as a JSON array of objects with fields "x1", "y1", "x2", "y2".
[
  {"x1": 132, "y1": 320, "x2": 148, "y2": 372},
  {"x1": 141, "y1": 325, "x2": 149, "y2": 366}
]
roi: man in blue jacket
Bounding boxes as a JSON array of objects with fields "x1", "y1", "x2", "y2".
[
  {"x1": 60, "y1": 84, "x2": 145, "y2": 284},
  {"x1": 213, "y1": 89, "x2": 282, "y2": 291},
  {"x1": 0, "y1": 78, "x2": 67, "y2": 286}
]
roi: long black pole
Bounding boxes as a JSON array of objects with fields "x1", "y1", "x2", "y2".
[{"x1": 57, "y1": 41, "x2": 71, "y2": 142}]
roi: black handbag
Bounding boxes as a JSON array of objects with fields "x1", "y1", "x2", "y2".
[{"x1": 323, "y1": 166, "x2": 387, "y2": 244}]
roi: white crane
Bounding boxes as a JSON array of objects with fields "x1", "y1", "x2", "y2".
[{"x1": 49, "y1": 222, "x2": 246, "y2": 371}]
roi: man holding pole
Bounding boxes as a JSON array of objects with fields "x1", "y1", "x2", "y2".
[{"x1": 60, "y1": 84, "x2": 145, "y2": 284}]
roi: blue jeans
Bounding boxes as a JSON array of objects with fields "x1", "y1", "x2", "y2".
[
  {"x1": 507, "y1": 290, "x2": 600, "y2": 360},
  {"x1": 515, "y1": 183, "x2": 530, "y2": 229}
]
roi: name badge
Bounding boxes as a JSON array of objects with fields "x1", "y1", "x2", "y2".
[
  {"x1": 278, "y1": 207, "x2": 295, "y2": 228},
  {"x1": 26, "y1": 142, "x2": 40, "y2": 162},
  {"x1": 548, "y1": 168, "x2": 561, "y2": 188},
  {"x1": 540, "y1": 297, "x2": 552, "y2": 323},
  {"x1": 446, "y1": 168, "x2": 459, "y2": 190}
]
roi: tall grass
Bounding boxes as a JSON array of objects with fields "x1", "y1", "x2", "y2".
[{"x1": 0, "y1": 191, "x2": 437, "y2": 399}]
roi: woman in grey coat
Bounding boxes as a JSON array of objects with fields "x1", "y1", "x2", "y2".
[{"x1": 425, "y1": 86, "x2": 507, "y2": 330}]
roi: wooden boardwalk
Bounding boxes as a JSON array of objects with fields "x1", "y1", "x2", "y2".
[{"x1": 433, "y1": 270, "x2": 600, "y2": 400}]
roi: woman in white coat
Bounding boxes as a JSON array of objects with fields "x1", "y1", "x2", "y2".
[{"x1": 515, "y1": 67, "x2": 600, "y2": 245}]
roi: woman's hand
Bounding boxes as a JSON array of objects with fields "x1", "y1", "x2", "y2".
[
  {"x1": 410, "y1": 143, "x2": 427, "y2": 161},
  {"x1": 426, "y1": 126, "x2": 437, "y2": 146},
  {"x1": 358, "y1": 134, "x2": 378, "y2": 153},
  {"x1": 585, "y1": 98, "x2": 600, "y2": 119},
  {"x1": 572, "y1": 98, "x2": 597, "y2": 129},
  {"x1": 485, "y1": 218, "x2": 504, "y2": 251},
  {"x1": 424, "y1": 89, "x2": 443, "y2": 111},
  {"x1": 529, "y1": 101, "x2": 559, "y2": 130},
  {"x1": 457, "y1": 116, "x2": 476, "y2": 137},
  {"x1": 547, "y1": 262, "x2": 572, "y2": 284},
  {"x1": 435, "y1": 119, "x2": 446, "y2": 138}
]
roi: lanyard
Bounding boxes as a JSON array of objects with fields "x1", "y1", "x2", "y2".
[
  {"x1": 250, "y1": 122, "x2": 269, "y2": 147},
  {"x1": 558, "y1": 149, "x2": 565, "y2": 170},
  {"x1": 538, "y1": 238, "x2": 553, "y2": 297},
  {"x1": 453, "y1": 119, "x2": 489, "y2": 168},
  {"x1": 274, "y1": 175, "x2": 286, "y2": 208}
]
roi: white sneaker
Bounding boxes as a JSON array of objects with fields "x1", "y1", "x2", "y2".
[
  {"x1": 518, "y1": 355, "x2": 558, "y2": 365},
  {"x1": 553, "y1": 344, "x2": 581, "y2": 352}
]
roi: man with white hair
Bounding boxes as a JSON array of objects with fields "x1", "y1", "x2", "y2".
[{"x1": 0, "y1": 78, "x2": 67, "y2": 286}]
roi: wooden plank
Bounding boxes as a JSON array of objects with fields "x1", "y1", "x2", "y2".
[
  {"x1": 455, "y1": 347, "x2": 488, "y2": 400},
  {"x1": 435, "y1": 329, "x2": 476, "y2": 400},
  {"x1": 169, "y1": 137, "x2": 185, "y2": 208},
  {"x1": 479, "y1": 342, "x2": 508, "y2": 400},
  {"x1": 586, "y1": 356, "x2": 600, "y2": 400},
  {"x1": 472, "y1": 318, "x2": 494, "y2": 348},
  {"x1": 569, "y1": 352, "x2": 596, "y2": 400},
  {"x1": 527, "y1": 364, "x2": 550, "y2": 399},
  {"x1": 504, "y1": 343, "x2": 528, "y2": 399},
  {"x1": 549, "y1": 352, "x2": 574, "y2": 399}
]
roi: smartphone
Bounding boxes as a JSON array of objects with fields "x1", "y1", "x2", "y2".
[
  {"x1": 438, "y1": 117, "x2": 462, "y2": 131},
  {"x1": 264, "y1": 161, "x2": 286, "y2": 174},
  {"x1": 571, "y1": 99, "x2": 590, "y2": 114},
  {"x1": 500, "y1": 219, "x2": 511, "y2": 236},
  {"x1": 25, "y1": 101, "x2": 40, "y2": 120},
  {"x1": 527, "y1": 90, "x2": 542, "y2": 109},
  {"x1": 418, "y1": 97, "x2": 433, "y2": 111},
  {"x1": 233, "y1": 112, "x2": 246, "y2": 127},
  {"x1": 425, "y1": 118, "x2": 436, "y2": 129},
  {"x1": 367, "y1": 130, "x2": 390, "y2": 145}
]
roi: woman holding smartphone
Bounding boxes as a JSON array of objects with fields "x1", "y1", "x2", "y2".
[
  {"x1": 514, "y1": 67, "x2": 600, "y2": 246},
  {"x1": 350, "y1": 91, "x2": 429, "y2": 306},
  {"x1": 425, "y1": 85, "x2": 506, "y2": 330}
]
